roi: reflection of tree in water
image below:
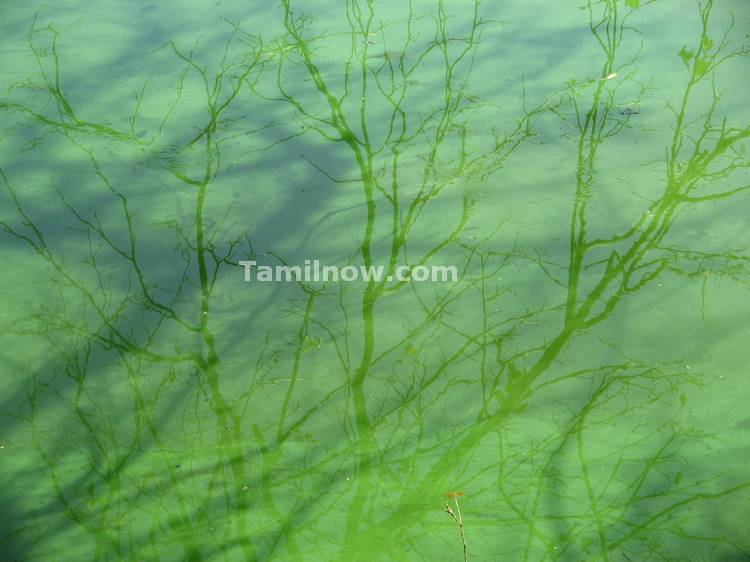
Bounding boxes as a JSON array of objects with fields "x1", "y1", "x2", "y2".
[{"x1": 1, "y1": 0, "x2": 749, "y2": 560}]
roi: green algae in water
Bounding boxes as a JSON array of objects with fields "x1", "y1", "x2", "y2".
[{"x1": 1, "y1": 0, "x2": 750, "y2": 560}]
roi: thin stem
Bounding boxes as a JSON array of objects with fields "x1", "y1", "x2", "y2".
[{"x1": 445, "y1": 496, "x2": 468, "y2": 562}]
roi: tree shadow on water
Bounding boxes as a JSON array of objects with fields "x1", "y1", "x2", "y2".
[{"x1": 1, "y1": 0, "x2": 750, "y2": 561}]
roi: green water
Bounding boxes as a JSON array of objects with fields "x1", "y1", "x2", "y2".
[{"x1": 1, "y1": 0, "x2": 749, "y2": 560}]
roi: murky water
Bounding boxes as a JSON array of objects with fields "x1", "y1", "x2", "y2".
[{"x1": 1, "y1": 0, "x2": 749, "y2": 560}]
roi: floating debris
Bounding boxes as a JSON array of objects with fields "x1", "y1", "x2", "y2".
[{"x1": 602, "y1": 72, "x2": 619, "y2": 80}]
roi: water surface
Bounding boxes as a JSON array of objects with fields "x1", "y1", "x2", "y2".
[{"x1": 1, "y1": 0, "x2": 749, "y2": 560}]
